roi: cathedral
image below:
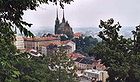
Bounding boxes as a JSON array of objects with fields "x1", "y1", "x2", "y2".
[{"x1": 54, "y1": 9, "x2": 74, "y2": 39}]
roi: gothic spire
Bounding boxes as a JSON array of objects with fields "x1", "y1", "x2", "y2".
[
  {"x1": 55, "y1": 8, "x2": 60, "y2": 34},
  {"x1": 62, "y1": 9, "x2": 65, "y2": 23},
  {"x1": 56, "y1": 8, "x2": 59, "y2": 20}
]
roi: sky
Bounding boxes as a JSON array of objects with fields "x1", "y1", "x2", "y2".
[{"x1": 23, "y1": 0, "x2": 140, "y2": 30}]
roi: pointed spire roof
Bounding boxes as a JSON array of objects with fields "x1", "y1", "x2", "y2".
[
  {"x1": 62, "y1": 9, "x2": 65, "y2": 23},
  {"x1": 56, "y1": 8, "x2": 59, "y2": 20}
]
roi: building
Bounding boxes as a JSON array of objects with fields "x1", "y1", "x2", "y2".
[
  {"x1": 75, "y1": 57, "x2": 96, "y2": 70},
  {"x1": 74, "y1": 57, "x2": 106, "y2": 70},
  {"x1": 41, "y1": 40, "x2": 76, "y2": 55},
  {"x1": 73, "y1": 32, "x2": 83, "y2": 39},
  {"x1": 54, "y1": 9, "x2": 74, "y2": 39},
  {"x1": 42, "y1": 44, "x2": 72, "y2": 56},
  {"x1": 24, "y1": 36, "x2": 60, "y2": 52},
  {"x1": 41, "y1": 43, "x2": 57, "y2": 56},
  {"x1": 83, "y1": 69, "x2": 109, "y2": 82},
  {"x1": 14, "y1": 36, "x2": 25, "y2": 50},
  {"x1": 67, "y1": 52, "x2": 85, "y2": 60},
  {"x1": 15, "y1": 35, "x2": 60, "y2": 52},
  {"x1": 63, "y1": 40, "x2": 76, "y2": 52}
]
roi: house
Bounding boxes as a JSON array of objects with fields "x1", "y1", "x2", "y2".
[
  {"x1": 67, "y1": 52, "x2": 85, "y2": 60},
  {"x1": 73, "y1": 32, "x2": 83, "y2": 39},
  {"x1": 41, "y1": 40, "x2": 76, "y2": 55},
  {"x1": 74, "y1": 57, "x2": 107, "y2": 71},
  {"x1": 75, "y1": 57, "x2": 84, "y2": 69},
  {"x1": 24, "y1": 36, "x2": 60, "y2": 52},
  {"x1": 61, "y1": 40, "x2": 76, "y2": 52},
  {"x1": 15, "y1": 35, "x2": 60, "y2": 52},
  {"x1": 83, "y1": 69, "x2": 109, "y2": 82},
  {"x1": 96, "y1": 63, "x2": 106, "y2": 71},
  {"x1": 75, "y1": 57, "x2": 96, "y2": 70},
  {"x1": 41, "y1": 43, "x2": 58, "y2": 55},
  {"x1": 14, "y1": 36, "x2": 25, "y2": 50}
]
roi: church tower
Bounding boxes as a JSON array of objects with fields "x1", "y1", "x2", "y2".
[
  {"x1": 62, "y1": 9, "x2": 65, "y2": 23},
  {"x1": 54, "y1": 9, "x2": 74, "y2": 39},
  {"x1": 55, "y1": 9, "x2": 60, "y2": 34}
]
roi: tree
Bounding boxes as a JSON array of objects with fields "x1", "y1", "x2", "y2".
[
  {"x1": 83, "y1": 36, "x2": 98, "y2": 54},
  {"x1": 46, "y1": 48, "x2": 78, "y2": 82},
  {"x1": 0, "y1": 0, "x2": 74, "y2": 81},
  {"x1": 84, "y1": 36, "x2": 98, "y2": 46},
  {"x1": 93, "y1": 18, "x2": 140, "y2": 82},
  {"x1": 60, "y1": 35, "x2": 68, "y2": 41},
  {"x1": 72, "y1": 35, "x2": 98, "y2": 55},
  {"x1": 132, "y1": 25, "x2": 140, "y2": 53}
]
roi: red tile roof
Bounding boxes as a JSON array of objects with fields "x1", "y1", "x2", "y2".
[
  {"x1": 16, "y1": 36, "x2": 24, "y2": 40},
  {"x1": 67, "y1": 53, "x2": 85, "y2": 59},
  {"x1": 74, "y1": 32, "x2": 83, "y2": 37},
  {"x1": 42, "y1": 40, "x2": 75, "y2": 47},
  {"x1": 61, "y1": 40, "x2": 72, "y2": 44},
  {"x1": 24, "y1": 36, "x2": 59, "y2": 41}
]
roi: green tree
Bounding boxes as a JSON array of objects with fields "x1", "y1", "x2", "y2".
[
  {"x1": 17, "y1": 48, "x2": 78, "y2": 82},
  {"x1": 132, "y1": 25, "x2": 140, "y2": 53},
  {"x1": 60, "y1": 35, "x2": 68, "y2": 41},
  {"x1": 83, "y1": 36, "x2": 98, "y2": 54},
  {"x1": 46, "y1": 48, "x2": 78, "y2": 82},
  {"x1": 93, "y1": 18, "x2": 140, "y2": 82},
  {"x1": 84, "y1": 36, "x2": 98, "y2": 46},
  {"x1": 73, "y1": 35, "x2": 98, "y2": 55}
]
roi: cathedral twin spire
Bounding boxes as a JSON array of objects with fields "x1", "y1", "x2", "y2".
[
  {"x1": 55, "y1": 8, "x2": 66, "y2": 34},
  {"x1": 62, "y1": 10, "x2": 65, "y2": 23},
  {"x1": 54, "y1": 8, "x2": 74, "y2": 38},
  {"x1": 56, "y1": 9, "x2": 65, "y2": 23},
  {"x1": 56, "y1": 8, "x2": 59, "y2": 20}
]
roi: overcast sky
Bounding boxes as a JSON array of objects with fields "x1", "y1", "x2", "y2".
[{"x1": 23, "y1": 0, "x2": 140, "y2": 30}]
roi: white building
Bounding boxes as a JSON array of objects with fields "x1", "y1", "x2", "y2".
[
  {"x1": 83, "y1": 69, "x2": 109, "y2": 82},
  {"x1": 65, "y1": 41, "x2": 76, "y2": 52},
  {"x1": 75, "y1": 57, "x2": 96, "y2": 70},
  {"x1": 14, "y1": 36, "x2": 25, "y2": 50}
]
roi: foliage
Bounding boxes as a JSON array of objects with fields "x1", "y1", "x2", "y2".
[
  {"x1": 46, "y1": 48, "x2": 78, "y2": 82},
  {"x1": 83, "y1": 36, "x2": 98, "y2": 55},
  {"x1": 60, "y1": 35, "x2": 68, "y2": 41},
  {"x1": 14, "y1": 49, "x2": 78, "y2": 82},
  {"x1": 93, "y1": 18, "x2": 140, "y2": 82},
  {"x1": 0, "y1": 21, "x2": 18, "y2": 81},
  {"x1": 72, "y1": 35, "x2": 98, "y2": 55}
]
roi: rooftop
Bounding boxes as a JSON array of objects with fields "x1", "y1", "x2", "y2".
[
  {"x1": 75, "y1": 57, "x2": 83, "y2": 62},
  {"x1": 24, "y1": 36, "x2": 59, "y2": 41},
  {"x1": 84, "y1": 69, "x2": 104, "y2": 74},
  {"x1": 42, "y1": 40, "x2": 75, "y2": 47},
  {"x1": 79, "y1": 58, "x2": 94, "y2": 64},
  {"x1": 68, "y1": 53, "x2": 85, "y2": 59}
]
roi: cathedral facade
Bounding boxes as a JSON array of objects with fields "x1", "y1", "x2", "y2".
[{"x1": 54, "y1": 9, "x2": 74, "y2": 39}]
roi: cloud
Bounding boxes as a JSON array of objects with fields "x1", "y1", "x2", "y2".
[{"x1": 23, "y1": 0, "x2": 140, "y2": 29}]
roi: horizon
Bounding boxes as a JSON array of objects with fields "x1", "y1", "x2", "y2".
[{"x1": 27, "y1": 26, "x2": 135, "y2": 38}]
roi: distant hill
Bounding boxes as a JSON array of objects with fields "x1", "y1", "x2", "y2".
[
  {"x1": 119, "y1": 26, "x2": 135, "y2": 38},
  {"x1": 29, "y1": 26, "x2": 54, "y2": 36},
  {"x1": 30, "y1": 26, "x2": 135, "y2": 38}
]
